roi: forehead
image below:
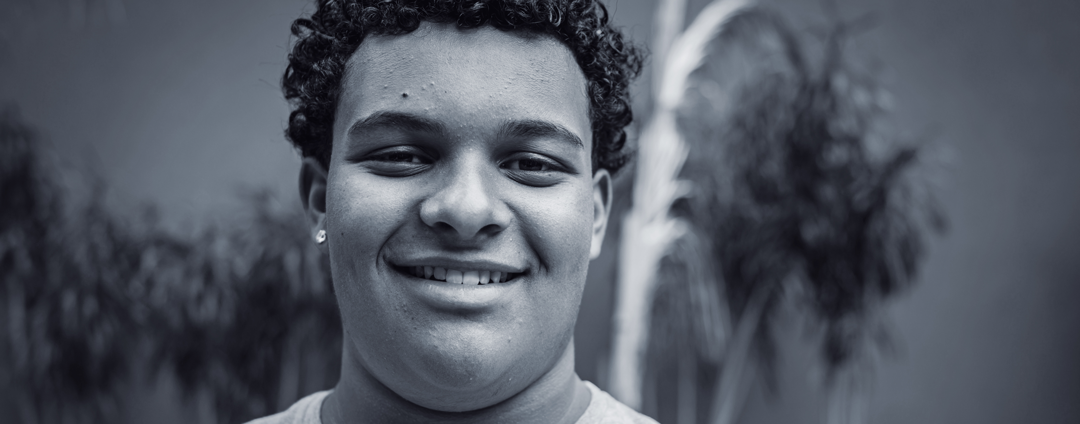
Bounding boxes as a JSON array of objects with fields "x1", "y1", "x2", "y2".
[{"x1": 334, "y1": 22, "x2": 591, "y2": 146}]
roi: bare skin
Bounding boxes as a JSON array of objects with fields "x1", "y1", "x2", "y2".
[{"x1": 300, "y1": 22, "x2": 613, "y2": 423}]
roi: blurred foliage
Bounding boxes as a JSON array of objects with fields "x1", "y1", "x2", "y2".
[
  {"x1": 643, "y1": 7, "x2": 945, "y2": 424},
  {"x1": 0, "y1": 106, "x2": 341, "y2": 424},
  {"x1": 1, "y1": 106, "x2": 133, "y2": 424}
]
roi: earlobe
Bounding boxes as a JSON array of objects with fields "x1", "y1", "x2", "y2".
[
  {"x1": 300, "y1": 157, "x2": 329, "y2": 250},
  {"x1": 590, "y1": 169, "x2": 613, "y2": 260}
]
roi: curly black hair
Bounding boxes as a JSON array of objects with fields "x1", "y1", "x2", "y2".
[{"x1": 282, "y1": 0, "x2": 644, "y2": 174}]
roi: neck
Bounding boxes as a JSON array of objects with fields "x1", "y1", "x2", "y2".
[{"x1": 322, "y1": 339, "x2": 590, "y2": 424}]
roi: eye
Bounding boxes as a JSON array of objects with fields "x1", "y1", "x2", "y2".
[
  {"x1": 503, "y1": 158, "x2": 552, "y2": 172},
  {"x1": 500, "y1": 153, "x2": 569, "y2": 187},
  {"x1": 372, "y1": 151, "x2": 425, "y2": 164},
  {"x1": 362, "y1": 147, "x2": 432, "y2": 177}
]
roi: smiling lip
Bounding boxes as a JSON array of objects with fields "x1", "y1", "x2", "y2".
[
  {"x1": 391, "y1": 259, "x2": 527, "y2": 281},
  {"x1": 389, "y1": 258, "x2": 528, "y2": 311},
  {"x1": 393, "y1": 258, "x2": 526, "y2": 273},
  {"x1": 392, "y1": 264, "x2": 523, "y2": 285}
]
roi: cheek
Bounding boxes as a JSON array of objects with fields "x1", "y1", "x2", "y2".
[
  {"x1": 326, "y1": 172, "x2": 415, "y2": 253},
  {"x1": 323, "y1": 174, "x2": 412, "y2": 314},
  {"x1": 520, "y1": 183, "x2": 595, "y2": 279}
]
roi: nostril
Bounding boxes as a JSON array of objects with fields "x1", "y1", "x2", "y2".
[
  {"x1": 429, "y1": 221, "x2": 457, "y2": 233},
  {"x1": 418, "y1": 168, "x2": 511, "y2": 239},
  {"x1": 420, "y1": 201, "x2": 507, "y2": 239}
]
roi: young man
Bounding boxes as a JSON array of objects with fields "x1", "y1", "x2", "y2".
[{"x1": 250, "y1": 1, "x2": 652, "y2": 422}]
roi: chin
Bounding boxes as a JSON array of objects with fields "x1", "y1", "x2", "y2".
[{"x1": 360, "y1": 317, "x2": 574, "y2": 413}]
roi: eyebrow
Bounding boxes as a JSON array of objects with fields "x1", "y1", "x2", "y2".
[
  {"x1": 346, "y1": 111, "x2": 448, "y2": 140},
  {"x1": 499, "y1": 120, "x2": 585, "y2": 149},
  {"x1": 346, "y1": 111, "x2": 584, "y2": 149}
]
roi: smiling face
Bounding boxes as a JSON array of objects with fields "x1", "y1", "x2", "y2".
[{"x1": 303, "y1": 22, "x2": 611, "y2": 413}]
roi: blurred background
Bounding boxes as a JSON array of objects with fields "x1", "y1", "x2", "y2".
[{"x1": 1, "y1": 0, "x2": 1078, "y2": 423}]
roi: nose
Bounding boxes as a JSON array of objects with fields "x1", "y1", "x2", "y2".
[{"x1": 420, "y1": 158, "x2": 510, "y2": 239}]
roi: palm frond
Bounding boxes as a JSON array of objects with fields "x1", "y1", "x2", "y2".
[{"x1": 610, "y1": 0, "x2": 752, "y2": 410}]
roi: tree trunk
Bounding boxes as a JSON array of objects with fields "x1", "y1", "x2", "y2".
[
  {"x1": 677, "y1": 345, "x2": 698, "y2": 424},
  {"x1": 825, "y1": 361, "x2": 871, "y2": 424},
  {"x1": 610, "y1": 0, "x2": 750, "y2": 410},
  {"x1": 607, "y1": 0, "x2": 689, "y2": 408},
  {"x1": 709, "y1": 287, "x2": 769, "y2": 424}
]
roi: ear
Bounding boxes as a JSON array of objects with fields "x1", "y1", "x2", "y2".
[
  {"x1": 590, "y1": 169, "x2": 613, "y2": 260},
  {"x1": 300, "y1": 157, "x2": 329, "y2": 253}
]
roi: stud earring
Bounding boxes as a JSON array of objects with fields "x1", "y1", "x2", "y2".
[{"x1": 315, "y1": 229, "x2": 326, "y2": 244}]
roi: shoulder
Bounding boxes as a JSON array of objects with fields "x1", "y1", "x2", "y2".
[
  {"x1": 244, "y1": 390, "x2": 330, "y2": 424},
  {"x1": 577, "y1": 381, "x2": 660, "y2": 424}
]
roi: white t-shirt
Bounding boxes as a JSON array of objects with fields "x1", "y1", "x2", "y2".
[{"x1": 246, "y1": 381, "x2": 658, "y2": 424}]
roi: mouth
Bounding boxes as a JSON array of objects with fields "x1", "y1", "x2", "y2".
[{"x1": 394, "y1": 265, "x2": 524, "y2": 285}]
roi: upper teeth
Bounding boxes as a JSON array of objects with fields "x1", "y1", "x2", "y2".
[{"x1": 412, "y1": 266, "x2": 509, "y2": 285}]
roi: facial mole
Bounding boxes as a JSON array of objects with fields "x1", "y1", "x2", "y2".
[{"x1": 402, "y1": 92, "x2": 408, "y2": 98}]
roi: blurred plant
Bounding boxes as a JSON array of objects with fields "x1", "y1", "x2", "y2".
[
  {"x1": 626, "y1": 4, "x2": 945, "y2": 424},
  {"x1": 0, "y1": 106, "x2": 341, "y2": 423},
  {"x1": 146, "y1": 191, "x2": 340, "y2": 424},
  {"x1": 611, "y1": 0, "x2": 750, "y2": 410},
  {"x1": 1, "y1": 106, "x2": 140, "y2": 424}
]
